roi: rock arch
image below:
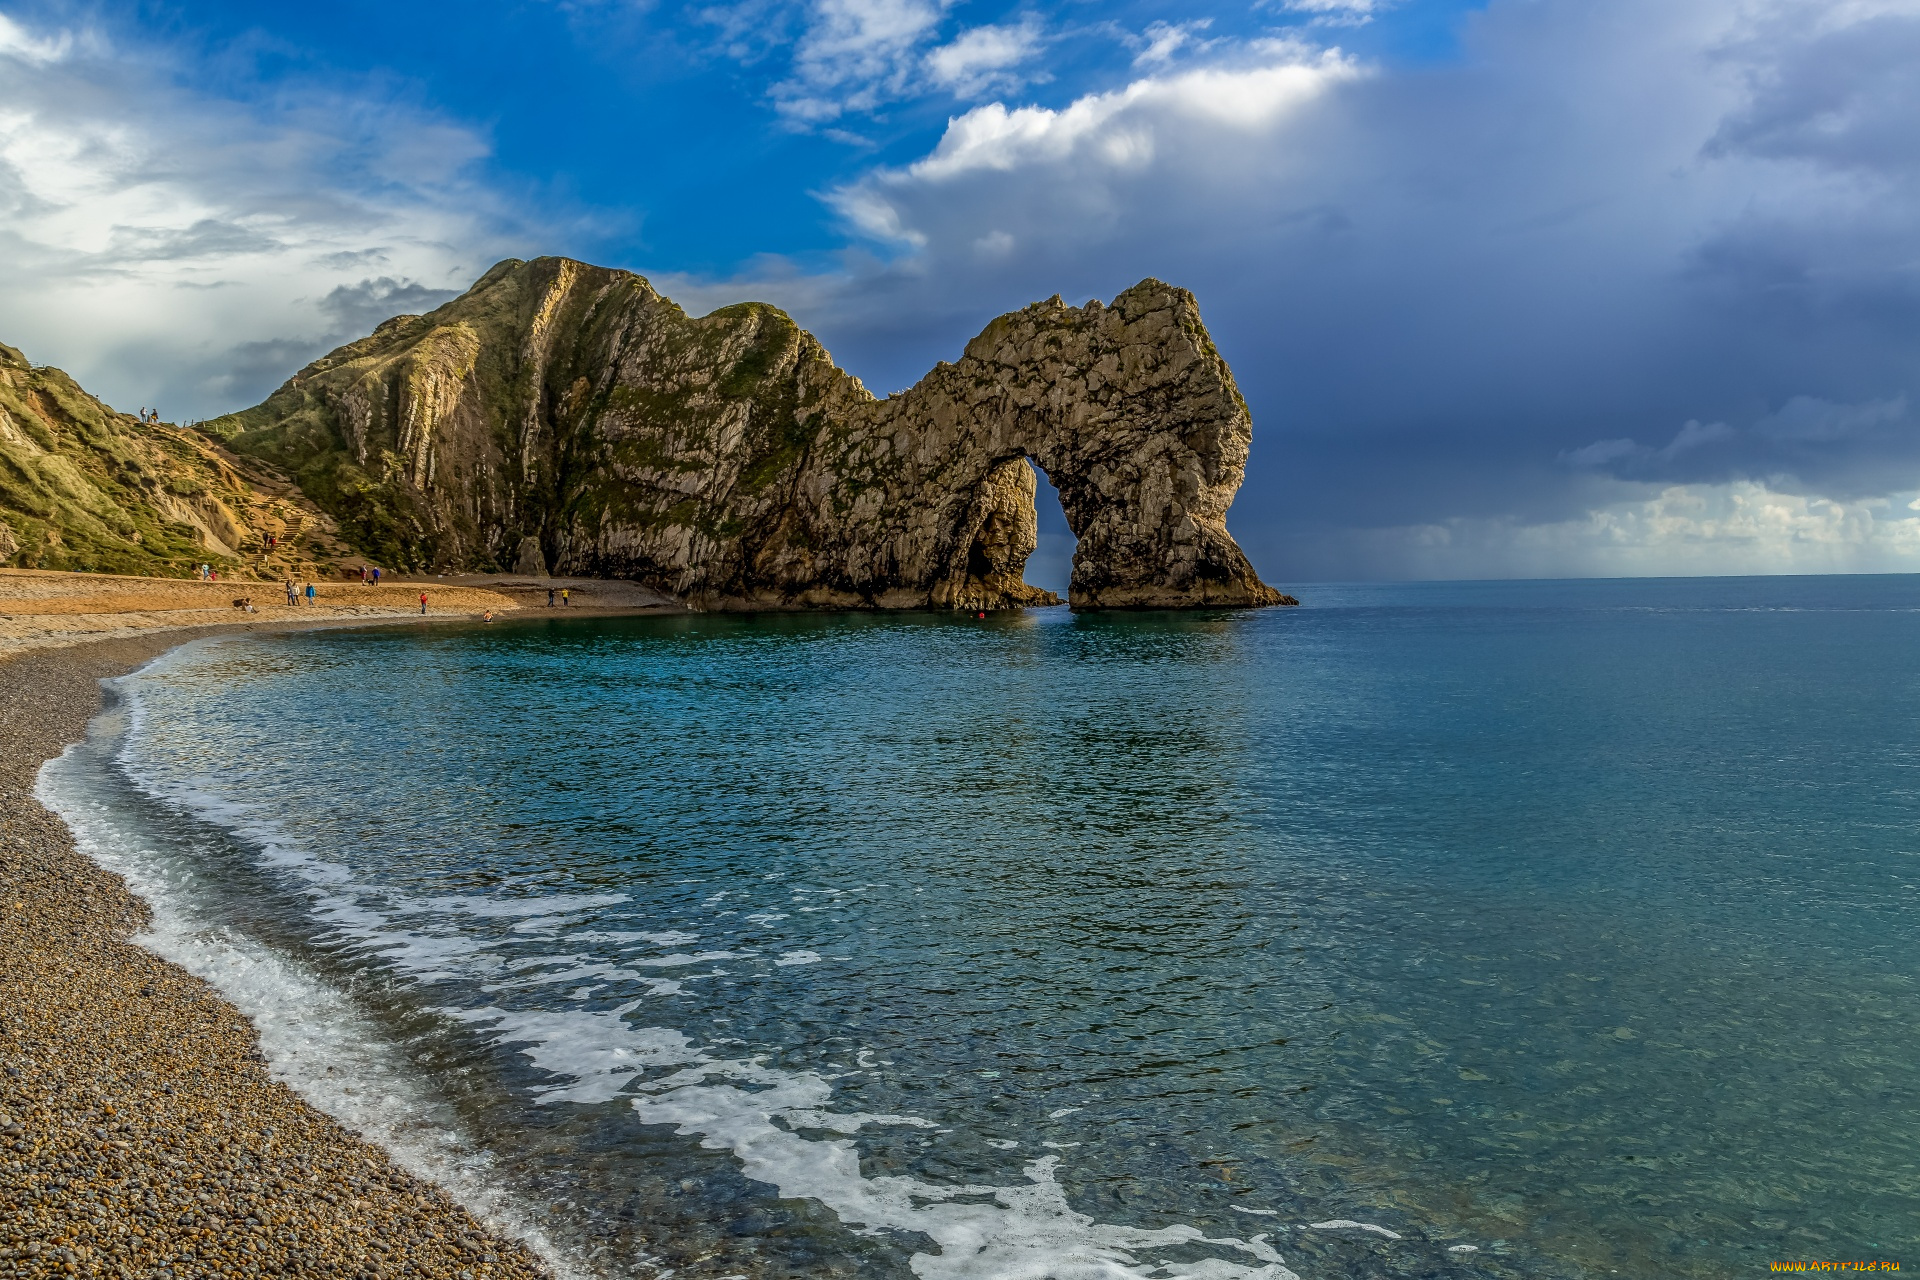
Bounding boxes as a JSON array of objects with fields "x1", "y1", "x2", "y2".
[
  {"x1": 783, "y1": 281, "x2": 1289, "y2": 610},
  {"x1": 217, "y1": 259, "x2": 1292, "y2": 610}
]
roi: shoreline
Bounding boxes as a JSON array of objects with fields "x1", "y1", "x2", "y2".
[
  {"x1": 0, "y1": 566, "x2": 688, "y2": 659},
  {"x1": 0, "y1": 621, "x2": 575, "y2": 1279}
]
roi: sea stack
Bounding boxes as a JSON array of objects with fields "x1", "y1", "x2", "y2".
[{"x1": 209, "y1": 258, "x2": 1292, "y2": 609}]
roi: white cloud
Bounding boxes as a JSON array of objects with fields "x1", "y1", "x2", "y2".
[
  {"x1": 10, "y1": 0, "x2": 1911, "y2": 583},
  {"x1": 0, "y1": 11, "x2": 74, "y2": 64},
  {"x1": 1273, "y1": 0, "x2": 1387, "y2": 25},
  {"x1": 774, "y1": 0, "x2": 952, "y2": 120},
  {"x1": 1284, "y1": 0, "x2": 1382, "y2": 11},
  {"x1": 1312, "y1": 481, "x2": 1920, "y2": 580},
  {"x1": 973, "y1": 228, "x2": 1015, "y2": 257},
  {"x1": 924, "y1": 20, "x2": 1044, "y2": 97},
  {"x1": 1131, "y1": 19, "x2": 1211, "y2": 69},
  {"x1": 686, "y1": 0, "x2": 1920, "y2": 581},
  {"x1": 724, "y1": 0, "x2": 1056, "y2": 123},
  {"x1": 840, "y1": 39, "x2": 1361, "y2": 201},
  {"x1": 0, "y1": 12, "x2": 536, "y2": 419}
]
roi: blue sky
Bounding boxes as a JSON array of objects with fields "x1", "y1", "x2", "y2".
[
  {"x1": 67, "y1": 0, "x2": 1484, "y2": 273},
  {"x1": 5, "y1": 0, "x2": 1920, "y2": 582}
]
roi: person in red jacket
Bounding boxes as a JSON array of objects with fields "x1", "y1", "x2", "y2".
[{"x1": 419, "y1": 591, "x2": 428, "y2": 615}]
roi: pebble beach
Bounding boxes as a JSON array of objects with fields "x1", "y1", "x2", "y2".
[{"x1": 0, "y1": 607, "x2": 566, "y2": 1278}]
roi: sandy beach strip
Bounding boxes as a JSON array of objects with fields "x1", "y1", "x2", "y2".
[
  {"x1": 0, "y1": 614, "x2": 571, "y2": 1277},
  {"x1": 0, "y1": 569, "x2": 529, "y2": 659}
]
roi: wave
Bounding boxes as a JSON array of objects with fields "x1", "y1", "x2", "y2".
[
  {"x1": 36, "y1": 707, "x2": 583, "y2": 1278},
  {"x1": 37, "y1": 652, "x2": 1322, "y2": 1280}
]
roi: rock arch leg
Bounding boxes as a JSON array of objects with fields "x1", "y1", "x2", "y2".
[
  {"x1": 1044, "y1": 452, "x2": 1287, "y2": 610},
  {"x1": 930, "y1": 456, "x2": 1060, "y2": 610}
]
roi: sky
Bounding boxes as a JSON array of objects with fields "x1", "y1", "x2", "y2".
[{"x1": 4, "y1": 0, "x2": 1920, "y2": 582}]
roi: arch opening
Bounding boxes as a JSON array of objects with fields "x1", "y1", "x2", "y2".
[{"x1": 1023, "y1": 458, "x2": 1075, "y2": 600}]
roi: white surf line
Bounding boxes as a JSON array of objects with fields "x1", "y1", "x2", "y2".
[
  {"x1": 625, "y1": 1055, "x2": 1305, "y2": 1280},
  {"x1": 86, "y1": 646, "x2": 1324, "y2": 1280},
  {"x1": 1309, "y1": 1219, "x2": 1404, "y2": 1239},
  {"x1": 37, "y1": 738, "x2": 587, "y2": 1280}
]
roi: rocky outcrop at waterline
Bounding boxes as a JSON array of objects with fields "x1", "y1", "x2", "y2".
[{"x1": 208, "y1": 258, "x2": 1293, "y2": 610}]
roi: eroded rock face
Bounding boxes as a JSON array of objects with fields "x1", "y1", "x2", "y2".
[{"x1": 213, "y1": 258, "x2": 1290, "y2": 609}]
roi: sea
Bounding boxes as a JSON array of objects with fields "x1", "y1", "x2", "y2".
[{"x1": 34, "y1": 576, "x2": 1920, "y2": 1280}]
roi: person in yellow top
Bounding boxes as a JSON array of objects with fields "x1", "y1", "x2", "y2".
[{"x1": 561, "y1": 588, "x2": 570, "y2": 606}]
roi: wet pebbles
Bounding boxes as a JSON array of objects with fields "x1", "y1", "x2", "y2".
[{"x1": 1, "y1": 633, "x2": 550, "y2": 1280}]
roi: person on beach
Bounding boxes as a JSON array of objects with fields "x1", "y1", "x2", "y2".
[
  {"x1": 483, "y1": 610, "x2": 494, "y2": 623},
  {"x1": 373, "y1": 567, "x2": 382, "y2": 584},
  {"x1": 547, "y1": 586, "x2": 555, "y2": 608},
  {"x1": 305, "y1": 582, "x2": 315, "y2": 606},
  {"x1": 561, "y1": 588, "x2": 570, "y2": 606},
  {"x1": 420, "y1": 591, "x2": 428, "y2": 615},
  {"x1": 285, "y1": 580, "x2": 296, "y2": 606}
]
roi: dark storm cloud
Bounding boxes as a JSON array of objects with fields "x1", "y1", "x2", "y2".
[
  {"x1": 137, "y1": 278, "x2": 464, "y2": 414},
  {"x1": 1708, "y1": 12, "x2": 1920, "y2": 173},
  {"x1": 669, "y1": 0, "x2": 1920, "y2": 577},
  {"x1": 319, "y1": 276, "x2": 461, "y2": 335}
]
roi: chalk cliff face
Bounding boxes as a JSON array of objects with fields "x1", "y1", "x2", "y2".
[{"x1": 211, "y1": 258, "x2": 1290, "y2": 609}]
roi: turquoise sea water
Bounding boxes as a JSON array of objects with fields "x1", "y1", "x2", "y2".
[{"x1": 37, "y1": 576, "x2": 1920, "y2": 1280}]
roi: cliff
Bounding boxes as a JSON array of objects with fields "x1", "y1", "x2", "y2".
[
  {"x1": 0, "y1": 345, "x2": 358, "y2": 578},
  {"x1": 207, "y1": 258, "x2": 1291, "y2": 609}
]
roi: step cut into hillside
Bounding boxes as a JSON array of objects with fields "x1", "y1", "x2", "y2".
[
  {"x1": 0, "y1": 344, "x2": 357, "y2": 577},
  {"x1": 209, "y1": 257, "x2": 1292, "y2": 610}
]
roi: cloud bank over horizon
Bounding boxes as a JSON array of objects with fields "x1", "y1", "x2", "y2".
[
  {"x1": 0, "y1": 9, "x2": 537, "y2": 417},
  {"x1": 4, "y1": 0, "x2": 1920, "y2": 580}
]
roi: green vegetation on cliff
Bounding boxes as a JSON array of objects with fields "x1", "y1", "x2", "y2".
[
  {"x1": 193, "y1": 257, "x2": 1281, "y2": 609},
  {"x1": 204, "y1": 258, "x2": 852, "y2": 575},
  {"x1": 0, "y1": 343, "x2": 239, "y2": 575},
  {"x1": 0, "y1": 343, "x2": 363, "y2": 578}
]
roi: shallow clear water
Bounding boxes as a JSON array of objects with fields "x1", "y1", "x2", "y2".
[{"x1": 37, "y1": 577, "x2": 1920, "y2": 1280}]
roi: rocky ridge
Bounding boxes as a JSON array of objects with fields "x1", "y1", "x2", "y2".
[
  {"x1": 0, "y1": 345, "x2": 360, "y2": 579},
  {"x1": 211, "y1": 258, "x2": 1291, "y2": 609}
]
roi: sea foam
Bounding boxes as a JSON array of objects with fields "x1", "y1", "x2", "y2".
[{"x1": 41, "y1": 648, "x2": 1318, "y2": 1280}]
